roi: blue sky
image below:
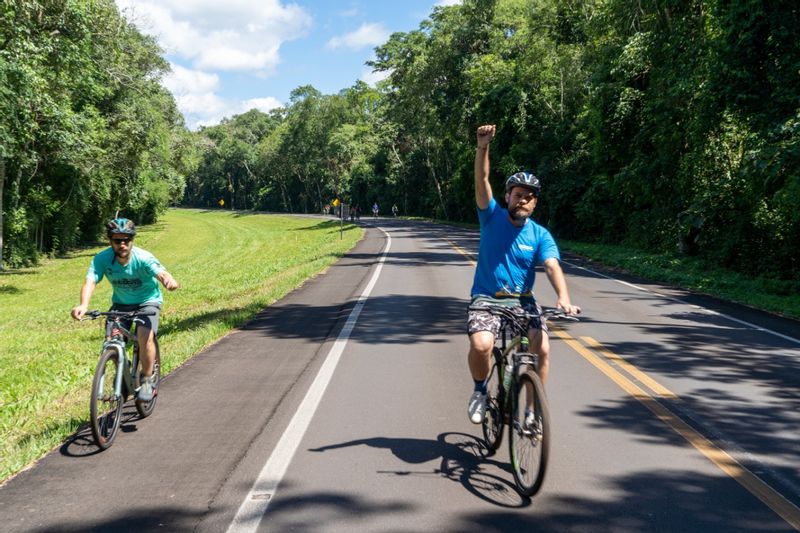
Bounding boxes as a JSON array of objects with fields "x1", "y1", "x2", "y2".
[{"x1": 115, "y1": 0, "x2": 461, "y2": 129}]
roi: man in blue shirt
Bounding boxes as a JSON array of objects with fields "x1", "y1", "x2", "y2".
[
  {"x1": 467, "y1": 124, "x2": 580, "y2": 424},
  {"x1": 71, "y1": 218, "x2": 179, "y2": 401}
]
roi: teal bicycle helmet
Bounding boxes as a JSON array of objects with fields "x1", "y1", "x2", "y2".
[{"x1": 106, "y1": 218, "x2": 137, "y2": 237}]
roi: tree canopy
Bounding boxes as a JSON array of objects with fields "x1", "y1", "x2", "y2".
[{"x1": 2, "y1": 0, "x2": 797, "y2": 282}]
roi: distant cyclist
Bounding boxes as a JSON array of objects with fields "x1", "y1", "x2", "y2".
[
  {"x1": 372, "y1": 202, "x2": 379, "y2": 218},
  {"x1": 392, "y1": 204, "x2": 398, "y2": 218},
  {"x1": 71, "y1": 218, "x2": 179, "y2": 401},
  {"x1": 467, "y1": 124, "x2": 580, "y2": 425}
]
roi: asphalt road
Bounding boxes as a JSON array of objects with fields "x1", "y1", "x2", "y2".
[{"x1": 1, "y1": 218, "x2": 799, "y2": 532}]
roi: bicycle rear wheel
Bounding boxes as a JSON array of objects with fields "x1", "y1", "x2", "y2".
[
  {"x1": 90, "y1": 350, "x2": 123, "y2": 450},
  {"x1": 481, "y1": 347, "x2": 504, "y2": 452},
  {"x1": 508, "y1": 368, "x2": 550, "y2": 496},
  {"x1": 135, "y1": 338, "x2": 160, "y2": 418}
]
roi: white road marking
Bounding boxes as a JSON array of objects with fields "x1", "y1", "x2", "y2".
[
  {"x1": 564, "y1": 260, "x2": 800, "y2": 346},
  {"x1": 227, "y1": 229, "x2": 391, "y2": 533}
]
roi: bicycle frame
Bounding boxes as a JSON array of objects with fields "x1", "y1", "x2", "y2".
[
  {"x1": 496, "y1": 315, "x2": 540, "y2": 391},
  {"x1": 98, "y1": 318, "x2": 141, "y2": 401}
]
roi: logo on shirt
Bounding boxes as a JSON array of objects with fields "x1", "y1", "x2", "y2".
[
  {"x1": 518, "y1": 244, "x2": 534, "y2": 252},
  {"x1": 112, "y1": 278, "x2": 143, "y2": 289}
]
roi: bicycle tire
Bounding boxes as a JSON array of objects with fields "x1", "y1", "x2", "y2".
[
  {"x1": 90, "y1": 350, "x2": 124, "y2": 450},
  {"x1": 508, "y1": 369, "x2": 550, "y2": 497},
  {"x1": 135, "y1": 337, "x2": 160, "y2": 418},
  {"x1": 481, "y1": 347, "x2": 504, "y2": 452}
]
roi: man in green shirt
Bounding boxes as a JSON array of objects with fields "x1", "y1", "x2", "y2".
[{"x1": 71, "y1": 218, "x2": 179, "y2": 401}]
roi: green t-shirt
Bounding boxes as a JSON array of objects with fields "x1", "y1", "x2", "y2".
[{"x1": 87, "y1": 247, "x2": 165, "y2": 305}]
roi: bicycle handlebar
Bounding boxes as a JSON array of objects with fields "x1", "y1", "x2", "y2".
[
  {"x1": 81, "y1": 310, "x2": 156, "y2": 321},
  {"x1": 468, "y1": 303, "x2": 580, "y2": 324}
]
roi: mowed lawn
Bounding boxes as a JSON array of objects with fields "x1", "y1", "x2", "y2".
[{"x1": 0, "y1": 209, "x2": 363, "y2": 481}]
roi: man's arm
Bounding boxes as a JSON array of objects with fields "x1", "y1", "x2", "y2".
[
  {"x1": 157, "y1": 270, "x2": 179, "y2": 291},
  {"x1": 475, "y1": 124, "x2": 496, "y2": 210},
  {"x1": 71, "y1": 279, "x2": 97, "y2": 320},
  {"x1": 543, "y1": 257, "x2": 581, "y2": 315}
]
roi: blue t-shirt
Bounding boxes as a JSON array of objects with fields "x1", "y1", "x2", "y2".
[
  {"x1": 470, "y1": 197, "x2": 560, "y2": 298},
  {"x1": 86, "y1": 247, "x2": 165, "y2": 305}
]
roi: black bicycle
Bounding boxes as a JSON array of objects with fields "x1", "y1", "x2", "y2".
[
  {"x1": 471, "y1": 303, "x2": 577, "y2": 496},
  {"x1": 82, "y1": 310, "x2": 161, "y2": 449}
]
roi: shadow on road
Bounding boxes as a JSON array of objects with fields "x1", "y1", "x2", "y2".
[
  {"x1": 309, "y1": 432, "x2": 528, "y2": 508},
  {"x1": 305, "y1": 429, "x2": 791, "y2": 531},
  {"x1": 31, "y1": 507, "x2": 206, "y2": 533}
]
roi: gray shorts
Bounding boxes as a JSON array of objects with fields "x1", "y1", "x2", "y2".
[
  {"x1": 110, "y1": 303, "x2": 161, "y2": 335},
  {"x1": 467, "y1": 298, "x2": 546, "y2": 337}
]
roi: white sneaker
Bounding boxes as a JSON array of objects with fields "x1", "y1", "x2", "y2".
[
  {"x1": 524, "y1": 410, "x2": 535, "y2": 431},
  {"x1": 524, "y1": 410, "x2": 542, "y2": 442},
  {"x1": 468, "y1": 391, "x2": 487, "y2": 424},
  {"x1": 138, "y1": 375, "x2": 156, "y2": 402}
]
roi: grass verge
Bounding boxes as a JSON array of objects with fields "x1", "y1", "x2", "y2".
[
  {"x1": 559, "y1": 239, "x2": 800, "y2": 320},
  {"x1": 0, "y1": 209, "x2": 362, "y2": 482}
]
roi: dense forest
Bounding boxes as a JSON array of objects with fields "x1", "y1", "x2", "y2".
[{"x1": 2, "y1": 0, "x2": 798, "y2": 281}]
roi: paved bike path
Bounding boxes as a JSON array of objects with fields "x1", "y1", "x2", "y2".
[{"x1": 0, "y1": 225, "x2": 387, "y2": 532}]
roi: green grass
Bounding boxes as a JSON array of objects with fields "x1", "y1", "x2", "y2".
[
  {"x1": 559, "y1": 239, "x2": 800, "y2": 320},
  {"x1": 0, "y1": 209, "x2": 362, "y2": 482}
]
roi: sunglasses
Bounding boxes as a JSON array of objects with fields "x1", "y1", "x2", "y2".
[{"x1": 111, "y1": 238, "x2": 132, "y2": 245}]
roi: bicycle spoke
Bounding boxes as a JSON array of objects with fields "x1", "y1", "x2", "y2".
[{"x1": 509, "y1": 371, "x2": 549, "y2": 496}]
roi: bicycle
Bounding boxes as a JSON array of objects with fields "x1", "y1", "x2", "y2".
[
  {"x1": 470, "y1": 303, "x2": 578, "y2": 496},
  {"x1": 82, "y1": 310, "x2": 161, "y2": 449}
]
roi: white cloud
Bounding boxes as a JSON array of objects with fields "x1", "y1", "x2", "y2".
[
  {"x1": 327, "y1": 23, "x2": 390, "y2": 51},
  {"x1": 162, "y1": 64, "x2": 282, "y2": 129},
  {"x1": 242, "y1": 97, "x2": 283, "y2": 114},
  {"x1": 163, "y1": 64, "x2": 220, "y2": 95},
  {"x1": 115, "y1": 1, "x2": 300, "y2": 128},
  {"x1": 360, "y1": 67, "x2": 391, "y2": 87},
  {"x1": 436, "y1": 0, "x2": 462, "y2": 6},
  {"x1": 115, "y1": 0, "x2": 311, "y2": 73}
]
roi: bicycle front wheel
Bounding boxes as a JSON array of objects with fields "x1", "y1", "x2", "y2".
[
  {"x1": 90, "y1": 350, "x2": 124, "y2": 450},
  {"x1": 135, "y1": 337, "x2": 161, "y2": 418},
  {"x1": 508, "y1": 369, "x2": 550, "y2": 497},
  {"x1": 481, "y1": 347, "x2": 504, "y2": 452}
]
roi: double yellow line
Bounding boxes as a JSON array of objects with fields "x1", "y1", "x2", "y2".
[{"x1": 446, "y1": 237, "x2": 800, "y2": 530}]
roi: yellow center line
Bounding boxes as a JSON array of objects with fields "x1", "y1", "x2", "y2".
[
  {"x1": 445, "y1": 237, "x2": 800, "y2": 528},
  {"x1": 552, "y1": 327, "x2": 800, "y2": 530},
  {"x1": 580, "y1": 336, "x2": 679, "y2": 400},
  {"x1": 444, "y1": 237, "x2": 476, "y2": 265}
]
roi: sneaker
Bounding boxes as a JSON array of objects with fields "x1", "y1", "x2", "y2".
[
  {"x1": 138, "y1": 375, "x2": 156, "y2": 402},
  {"x1": 524, "y1": 410, "x2": 542, "y2": 442},
  {"x1": 468, "y1": 391, "x2": 487, "y2": 424},
  {"x1": 524, "y1": 410, "x2": 536, "y2": 431}
]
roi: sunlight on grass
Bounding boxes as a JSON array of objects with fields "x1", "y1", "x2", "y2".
[{"x1": 0, "y1": 209, "x2": 362, "y2": 481}]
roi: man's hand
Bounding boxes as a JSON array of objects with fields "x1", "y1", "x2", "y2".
[
  {"x1": 71, "y1": 304, "x2": 88, "y2": 321},
  {"x1": 158, "y1": 271, "x2": 180, "y2": 291},
  {"x1": 477, "y1": 124, "x2": 496, "y2": 148},
  {"x1": 556, "y1": 299, "x2": 581, "y2": 316}
]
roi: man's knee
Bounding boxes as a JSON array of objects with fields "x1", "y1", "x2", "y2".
[
  {"x1": 469, "y1": 331, "x2": 495, "y2": 355},
  {"x1": 137, "y1": 327, "x2": 154, "y2": 344},
  {"x1": 528, "y1": 329, "x2": 550, "y2": 355}
]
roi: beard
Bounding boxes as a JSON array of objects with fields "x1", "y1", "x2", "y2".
[{"x1": 509, "y1": 206, "x2": 531, "y2": 222}]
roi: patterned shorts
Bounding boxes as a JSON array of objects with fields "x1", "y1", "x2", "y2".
[{"x1": 467, "y1": 299, "x2": 546, "y2": 337}]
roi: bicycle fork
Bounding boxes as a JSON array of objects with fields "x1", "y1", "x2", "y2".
[{"x1": 98, "y1": 341, "x2": 135, "y2": 401}]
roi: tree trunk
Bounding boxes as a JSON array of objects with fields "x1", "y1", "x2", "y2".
[
  {"x1": 425, "y1": 148, "x2": 448, "y2": 220},
  {"x1": 0, "y1": 157, "x2": 5, "y2": 270}
]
